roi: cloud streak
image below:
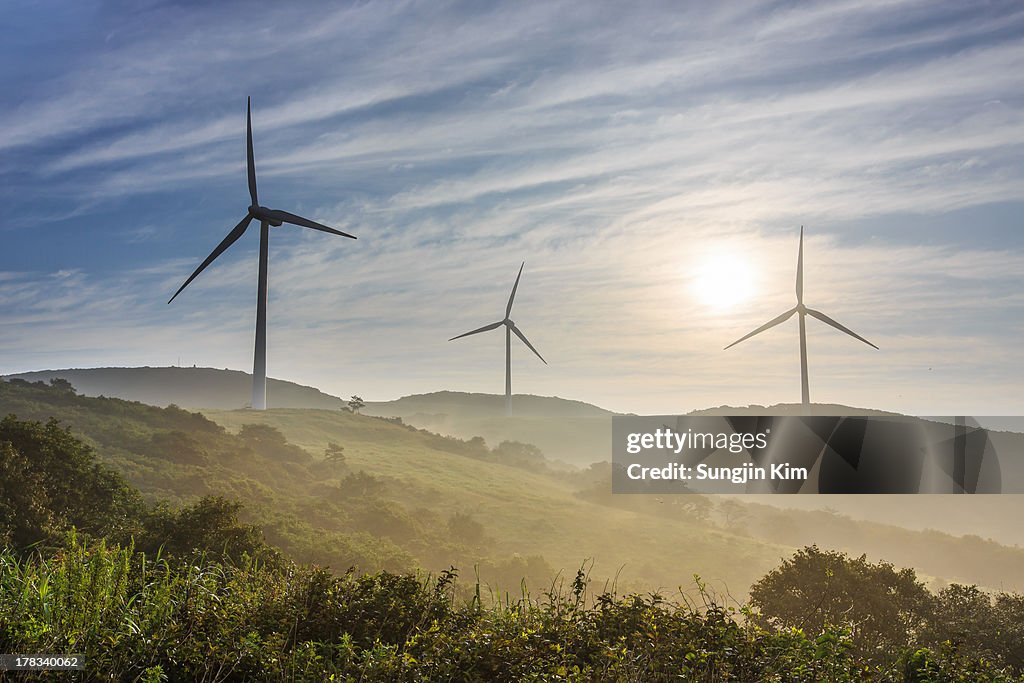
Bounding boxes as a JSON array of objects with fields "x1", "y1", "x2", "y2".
[{"x1": 1, "y1": 0, "x2": 1022, "y2": 414}]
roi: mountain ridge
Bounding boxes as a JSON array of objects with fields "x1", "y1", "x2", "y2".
[
  {"x1": 3, "y1": 367, "x2": 618, "y2": 416},
  {"x1": 6, "y1": 366, "x2": 917, "y2": 419}
]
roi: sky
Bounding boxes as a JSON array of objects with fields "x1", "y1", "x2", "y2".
[{"x1": 1, "y1": 0, "x2": 1022, "y2": 415}]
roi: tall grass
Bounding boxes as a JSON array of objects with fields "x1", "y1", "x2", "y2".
[{"x1": 1, "y1": 536, "x2": 1021, "y2": 682}]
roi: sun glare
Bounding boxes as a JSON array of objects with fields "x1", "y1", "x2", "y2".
[{"x1": 690, "y1": 250, "x2": 756, "y2": 311}]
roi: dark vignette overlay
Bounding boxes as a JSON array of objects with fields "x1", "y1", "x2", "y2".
[{"x1": 611, "y1": 415, "x2": 1024, "y2": 494}]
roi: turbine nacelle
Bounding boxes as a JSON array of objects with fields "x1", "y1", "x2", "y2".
[{"x1": 250, "y1": 205, "x2": 284, "y2": 227}]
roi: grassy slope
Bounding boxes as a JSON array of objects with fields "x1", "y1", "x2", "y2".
[
  {"x1": 0, "y1": 379, "x2": 778, "y2": 592},
  {"x1": 369, "y1": 396, "x2": 1024, "y2": 550},
  {"x1": 202, "y1": 407, "x2": 1024, "y2": 594},
  {"x1": 202, "y1": 407, "x2": 780, "y2": 594},
  {"x1": 4, "y1": 378, "x2": 1024, "y2": 596},
  {"x1": 363, "y1": 392, "x2": 613, "y2": 468}
]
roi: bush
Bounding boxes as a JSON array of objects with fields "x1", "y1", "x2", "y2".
[
  {"x1": 238, "y1": 423, "x2": 313, "y2": 463},
  {"x1": 2, "y1": 539, "x2": 1022, "y2": 681},
  {"x1": 492, "y1": 440, "x2": 546, "y2": 469},
  {"x1": 0, "y1": 415, "x2": 143, "y2": 549},
  {"x1": 447, "y1": 511, "x2": 486, "y2": 546},
  {"x1": 145, "y1": 430, "x2": 210, "y2": 466},
  {"x1": 136, "y1": 496, "x2": 277, "y2": 566},
  {"x1": 749, "y1": 545, "x2": 932, "y2": 665}
]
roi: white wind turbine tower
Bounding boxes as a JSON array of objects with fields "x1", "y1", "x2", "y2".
[
  {"x1": 449, "y1": 262, "x2": 547, "y2": 415},
  {"x1": 168, "y1": 98, "x2": 357, "y2": 410},
  {"x1": 725, "y1": 227, "x2": 877, "y2": 411}
]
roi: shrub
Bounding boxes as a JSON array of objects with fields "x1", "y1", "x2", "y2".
[
  {"x1": 0, "y1": 416, "x2": 143, "y2": 549},
  {"x1": 750, "y1": 545, "x2": 932, "y2": 664}
]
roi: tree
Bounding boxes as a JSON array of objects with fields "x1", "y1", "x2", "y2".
[
  {"x1": 0, "y1": 416, "x2": 143, "y2": 548},
  {"x1": 146, "y1": 430, "x2": 209, "y2": 465},
  {"x1": 324, "y1": 441, "x2": 346, "y2": 466},
  {"x1": 0, "y1": 441, "x2": 52, "y2": 547},
  {"x1": 920, "y1": 584, "x2": 1024, "y2": 672},
  {"x1": 337, "y1": 471, "x2": 385, "y2": 498},
  {"x1": 348, "y1": 395, "x2": 365, "y2": 413},
  {"x1": 992, "y1": 591, "x2": 1024, "y2": 671},
  {"x1": 138, "y1": 496, "x2": 275, "y2": 565},
  {"x1": 718, "y1": 499, "x2": 748, "y2": 532},
  {"x1": 492, "y1": 440, "x2": 545, "y2": 468},
  {"x1": 465, "y1": 436, "x2": 489, "y2": 457},
  {"x1": 238, "y1": 423, "x2": 312, "y2": 463},
  {"x1": 48, "y1": 377, "x2": 76, "y2": 394},
  {"x1": 239, "y1": 422, "x2": 288, "y2": 447},
  {"x1": 750, "y1": 546, "x2": 932, "y2": 664},
  {"x1": 447, "y1": 511, "x2": 486, "y2": 546}
]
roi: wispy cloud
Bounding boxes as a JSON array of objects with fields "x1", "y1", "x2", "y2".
[{"x1": 1, "y1": 0, "x2": 1022, "y2": 414}]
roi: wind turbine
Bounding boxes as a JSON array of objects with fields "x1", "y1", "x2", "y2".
[
  {"x1": 449, "y1": 262, "x2": 547, "y2": 414},
  {"x1": 168, "y1": 97, "x2": 356, "y2": 410},
  {"x1": 724, "y1": 227, "x2": 877, "y2": 410}
]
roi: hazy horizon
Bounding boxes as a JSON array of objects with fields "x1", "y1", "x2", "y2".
[{"x1": 2, "y1": 1, "x2": 1023, "y2": 416}]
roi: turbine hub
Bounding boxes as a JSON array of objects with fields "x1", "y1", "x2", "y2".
[{"x1": 251, "y1": 206, "x2": 283, "y2": 227}]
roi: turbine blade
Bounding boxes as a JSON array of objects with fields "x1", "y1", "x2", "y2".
[
  {"x1": 449, "y1": 320, "x2": 504, "y2": 341},
  {"x1": 724, "y1": 307, "x2": 797, "y2": 350},
  {"x1": 805, "y1": 308, "x2": 878, "y2": 349},
  {"x1": 168, "y1": 214, "x2": 252, "y2": 304},
  {"x1": 247, "y1": 97, "x2": 258, "y2": 206},
  {"x1": 796, "y1": 225, "x2": 804, "y2": 304},
  {"x1": 510, "y1": 323, "x2": 547, "y2": 364},
  {"x1": 506, "y1": 262, "x2": 525, "y2": 318},
  {"x1": 268, "y1": 209, "x2": 357, "y2": 239}
]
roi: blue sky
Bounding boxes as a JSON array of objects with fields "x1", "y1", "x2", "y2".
[{"x1": 1, "y1": 0, "x2": 1022, "y2": 414}]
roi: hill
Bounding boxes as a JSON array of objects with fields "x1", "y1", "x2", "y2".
[
  {"x1": 7, "y1": 368, "x2": 1024, "y2": 547},
  {"x1": 359, "y1": 397, "x2": 907, "y2": 469},
  {"x1": 688, "y1": 403, "x2": 905, "y2": 417},
  {"x1": 366, "y1": 390, "x2": 615, "y2": 419},
  {"x1": 4, "y1": 366, "x2": 346, "y2": 410},
  {"x1": 0, "y1": 377, "x2": 776, "y2": 593},
  {"x1": 3, "y1": 368, "x2": 619, "y2": 467},
  {"x1": 5, "y1": 375, "x2": 1024, "y2": 595},
  {"x1": 364, "y1": 390, "x2": 614, "y2": 467}
]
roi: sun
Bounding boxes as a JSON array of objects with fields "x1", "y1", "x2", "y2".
[{"x1": 689, "y1": 250, "x2": 756, "y2": 310}]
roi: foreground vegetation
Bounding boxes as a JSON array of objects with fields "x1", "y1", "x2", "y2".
[{"x1": 2, "y1": 538, "x2": 1022, "y2": 682}]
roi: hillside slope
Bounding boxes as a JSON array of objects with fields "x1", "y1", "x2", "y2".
[
  {"x1": 0, "y1": 378, "x2": 777, "y2": 593},
  {"x1": 5, "y1": 376, "x2": 1024, "y2": 595},
  {"x1": 200, "y1": 405, "x2": 1024, "y2": 594},
  {"x1": 7, "y1": 369, "x2": 1024, "y2": 548},
  {"x1": 363, "y1": 392, "x2": 613, "y2": 467},
  {"x1": 4, "y1": 368, "x2": 619, "y2": 467}
]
